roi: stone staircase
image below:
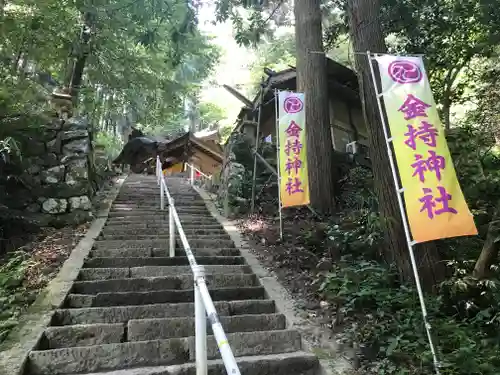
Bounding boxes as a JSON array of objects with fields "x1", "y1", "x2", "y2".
[{"x1": 24, "y1": 174, "x2": 320, "y2": 375}]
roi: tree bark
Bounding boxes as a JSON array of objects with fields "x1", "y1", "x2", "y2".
[
  {"x1": 294, "y1": 0, "x2": 336, "y2": 215},
  {"x1": 442, "y1": 97, "x2": 451, "y2": 132},
  {"x1": 347, "y1": 0, "x2": 445, "y2": 290},
  {"x1": 473, "y1": 203, "x2": 500, "y2": 279}
]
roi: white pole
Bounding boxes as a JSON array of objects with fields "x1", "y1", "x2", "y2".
[
  {"x1": 190, "y1": 164, "x2": 195, "y2": 186},
  {"x1": 197, "y1": 281, "x2": 241, "y2": 375},
  {"x1": 274, "y1": 89, "x2": 284, "y2": 240},
  {"x1": 169, "y1": 197, "x2": 175, "y2": 258},
  {"x1": 157, "y1": 157, "x2": 161, "y2": 185},
  {"x1": 160, "y1": 179, "x2": 165, "y2": 211},
  {"x1": 170, "y1": 207, "x2": 241, "y2": 375},
  {"x1": 367, "y1": 51, "x2": 441, "y2": 375},
  {"x1": 194, "y1": 265, "x2": 207, "y2": 375}
]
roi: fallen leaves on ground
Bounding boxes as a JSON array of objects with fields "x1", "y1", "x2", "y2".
[{"x1": 0, "y1": 224, "x2": 89, "y2": 345}]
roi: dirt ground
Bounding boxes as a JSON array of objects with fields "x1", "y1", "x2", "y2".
[
  {"x1": 0, "y1": 177, "x2": 119, "y2": 344},
  {"x1": 237, "y1": 213, "x2": 358, "y2": 371}
]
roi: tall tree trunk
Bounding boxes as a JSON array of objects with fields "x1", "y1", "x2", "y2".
[
  {"x1": 294, "y1": 0, "x2": 336, "y2": 215},
  {"x1": 473, "y1": 202, "x2": 500, "y2": 279},
  {"x1": 442, "y1": 96, "x2": 451, "y2": 132},
  {"x1": 66, "y1": 9, "x2": 94, "y2": 102},
  {"x1": 347, "y1": 0, "x2": 445, "y2": 290}
]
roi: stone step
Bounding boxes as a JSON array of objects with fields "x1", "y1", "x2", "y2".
[
  {"x1": 28, "y1": 330, "x2": 302, "y2": 375},
  {"x1": 103, "y1": 223, "x2": 223, "y2": 230},
  {"x1": 43, "y1": 313, "x2": 285, "y2": 349},
  {"x1": 89, "y1": 247, "x2": 240, "y2": 258},
  {"x1": 65, "y1": 286, "x2": 266, "y2": 307},
  {"x1": 84, "y1": 256, "x2": 245, "y2": 268},
  {"x1": 127, "y1": 313, "x2": 286, "y2": 341},
  {"x1": 98, "y1": 233, "x2": 231, "y2": 241},
  {"x1": 72, "y1": 274, "x2": 258, "y2": 294},
  {"x1": 92, "y1": 239, "x2": 235, "y2": 251},
  {"x1": 78, "y1": 265, "x2": 251, "y2": 281},
  {"x1": 46, "y1": 352, "x2": 319, "y2": 375},
  {"x1": 52, "y1": 299, "x2": 277, "y2": 325},
  {"x1": 107, "y1": 209, "x2": 210, "y2": 217},
  {"x1": 112, "y1": 201, "x2": 207, "y2": 207},
  {"x1": 104, "y1": 217, "x2": 217, "y2": 225},
  {"x1": 100, "y1": 226, "x2": 226, "y2": 236},
  {"x1": 152, "y1": 248, "x2": 241, "y2": 257},
  {"x1": 43, "y1": 323, "x2": 125, "y2": 349},
  {"x1": 107, "y1": 212, "x2": 215, "y2": 219}
]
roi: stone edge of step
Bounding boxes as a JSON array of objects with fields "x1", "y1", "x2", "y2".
[
  {"x1": 194, "y1": 186, "x2": 352, "y2": 375},
  {"x1": 48, "y1": 351, "x2": 320, "y2": 375},
  {"x1": 0, "y1": 175, "x2": 127, "y2": 375}
]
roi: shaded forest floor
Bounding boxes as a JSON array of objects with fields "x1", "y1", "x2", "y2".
[
  {"x1": 237, "y1": 213, "x2": 358, "y2": 372},
  {"x1": 0, "y1": 177, "x2": 119, "y2": 345},
  {"x1": 0, "y1": 224, "x2": 89, "y2": 343}
]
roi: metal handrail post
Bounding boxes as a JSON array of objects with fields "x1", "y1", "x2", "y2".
[
  {"x1": 160, "y1": 177, "x2": 165, "y2": 210},
  {"x1": 197, "y1": 280, "x2": 241, "y2": 375},
  {"x1": 156, "y1": 160, "x2": 241, "y2": 375},
  {"x1": 169, "y1": 197, "x2": 175, "y2": 258},
  {"x1": 157, "y1": 158, "x2": 160, "y2": 185},
  {"x1": 194, "y1": 265, "x2": 207, "y2": 375}
]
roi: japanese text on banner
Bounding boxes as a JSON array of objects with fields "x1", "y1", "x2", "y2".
[
  {"x1": 278, "y1": 91, "x2": 310, "y2": 207},
  {"x1": 374, "y1": 55, "x2": 477, "y2": 243}
]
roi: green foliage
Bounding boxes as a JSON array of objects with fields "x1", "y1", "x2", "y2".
[
  {"x1": 338, "y1": 167, "x2": 377, "y2": 211},
  {"x1": 94, "y1": 131, "x2": 123, "y2": 160},
  {"x1": 0, "y1": 0, "x2": 220, "y2": 157},
  {"x1": 219, "y1": 125, "x2": 234, "y2": 144},
  {"x1": 248, "y1": 30, "x2": 296, "y2": 92},
  {"x1": 0, "y1": 251, "x2": 32, "y2": 343},
  {"x1": 323, "y1": 117, "x2": 500, "y2": 374},
  {"x1": 319, "y1": 234, "x2": 500, "y2": 375},
  {"x1": 198, "y1": 101, "x2": 227, "y2": 129},
  {"x1": 380, "y1": 0, "x2": 500, "y2": 125}
]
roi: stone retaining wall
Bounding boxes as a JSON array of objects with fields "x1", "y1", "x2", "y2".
[{"x1": 1, "y1": 115, "x2": 99, "y2": 226}]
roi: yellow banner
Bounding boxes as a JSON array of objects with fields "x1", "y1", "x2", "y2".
[
  {"x1": 375, "y1": 55, "x2": 477, "y2": 243},
  {"x1": 278, "y1": 91, "x2": 310, "y2": 207}
]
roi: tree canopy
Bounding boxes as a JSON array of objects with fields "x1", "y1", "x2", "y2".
[{"x1": 0, "y1": 0, "x2": 220, "y2": 152}]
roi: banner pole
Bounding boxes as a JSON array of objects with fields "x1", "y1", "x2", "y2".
[
  {"x1": 274, "y1": 89, "x2": 283, "y2": 240},
  {"x1": 366, "y1": 51, "x2": 441, "y2": 375}
]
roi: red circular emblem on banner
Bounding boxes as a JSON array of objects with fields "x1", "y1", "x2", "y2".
[
  {"x1": 283, "y1": 96, "x2": 304, "y2": 113},
  {"x1": 388, "y1": 60, "x2": 423, "y2": 84}
]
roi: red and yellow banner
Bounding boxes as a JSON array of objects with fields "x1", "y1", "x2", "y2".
[
  {"x1": 278, "y1": 91, "x2": 310, "y2": 207},
  {"x1": 375, "y1": 55, "x2": 477, "y2": 243}
]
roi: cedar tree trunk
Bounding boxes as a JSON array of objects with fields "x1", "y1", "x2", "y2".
[
  {"x1": 473, "y1": 202, "x2": 500, "y2": 278},
  {"x1": 347, "y1": 0, "x2": 445, "y2": 290},
  {"x1": 294, "y1": 0, "x2": 336, "y2": 214}
]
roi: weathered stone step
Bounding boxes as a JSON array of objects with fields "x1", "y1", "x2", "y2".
[
  {"x1": 103, "y1": 223, "x2": 223, "y2": 230},
  {"x1": 104, "y1": 216, "x2": 217, "y2": 225},
  {"x1": 92, "y1": 239, "x2": 235, "y2": 251},
  {"x1": 128, "y1": 313, "x2": 286, "y2": 341},
  {"x1": 98, "y1": 233, "x2": 231, "y2": 241},
  {"x1": 112, "y1": 201, "x2": 207, "y2": 207},
  {"x1": 43, "y1": 313, "x2": 285, "y2": 349},
  {"x1": 84, "y1": 255, "x2": 245, "y2": 268},
  {"x1": 88, "y1": 248, "x2": 240, "y2": 258},
  {"x1": 100, "y1": 226, "x2": 226, "y2": 236},
  {"x1": 65, "y1": 286, "x2": 266, "y2": 307},
  {"x1": 72, "y1": 274, "x2": 258, "y2": 294},
  {"x1": 78, "y1": 265, "x2": 251, "y2": 280},
  {"x1": 43, "y1": 323, "x2": 125, "y2": 349},
  {"x1": 107, "y1": 209, "x2": 210, "y2": 217},
  {"x1": 153, "y1": 248, "x2": 241, "y2": 257},
  {"x1": 52, "y1": 299, "x2": 276, "y2": 325},
  {"x1": 28, "y1": 330, "x2": 302, "y2": 375},
  {"x1": 106, "y1": 212, "x2": 214, "y2": 219},
  {"x1": 49, "y1": 352, "x2": 318, "y2": 375}
]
